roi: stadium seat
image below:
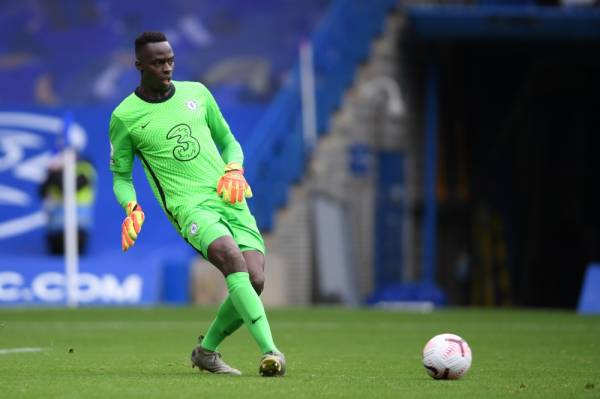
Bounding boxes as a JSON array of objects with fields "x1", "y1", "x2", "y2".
[{"x1": 577, "y1": 263, "x2": 600, "y2": 314}]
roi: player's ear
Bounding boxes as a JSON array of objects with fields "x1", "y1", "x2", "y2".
[{"x1": 135, "y1": 58, "x2": 142, "y2": 71}]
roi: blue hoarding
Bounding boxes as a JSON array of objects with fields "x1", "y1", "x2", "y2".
[
  {"x1": 0, "y1": 254, "x2": 162, "y2": 306},
  {"x1": 0, "y1": 108, "x2": 195, "y2": 306}
]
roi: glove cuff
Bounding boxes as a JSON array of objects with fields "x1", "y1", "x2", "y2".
[
  {"x1": 125, "y1": 201, "x2": 141, "y2": 216},
  {"x1": 224, "y1": 162, "x2": 244, "y2": 173}
]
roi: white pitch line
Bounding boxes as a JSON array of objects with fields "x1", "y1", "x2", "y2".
[{"x1": 0, "y1": 347, "x2": 47, "y2": 355}]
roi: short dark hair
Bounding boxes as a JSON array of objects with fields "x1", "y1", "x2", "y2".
[{"x1": 135, "y1": 31, "x2": 168, "y2": 55}]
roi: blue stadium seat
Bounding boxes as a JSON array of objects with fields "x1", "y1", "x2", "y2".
[{"x1": 578, "y1": 263, "x2": 600, "y2": 315}]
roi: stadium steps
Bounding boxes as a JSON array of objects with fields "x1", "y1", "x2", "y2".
[{"x1": 261, "y1": 7, "x2": 430, "y2": 305}]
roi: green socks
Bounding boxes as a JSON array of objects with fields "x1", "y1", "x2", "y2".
[
  {"x1": 201, "y1": 297, "x2": 244, "y2": 351},
  {"x1": 221, "y1": 272, "x2": 277, "y2": 354}
]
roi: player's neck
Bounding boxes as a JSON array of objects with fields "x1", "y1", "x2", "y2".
[{"x1": 135, "y1": 83, "x2": 175, "y2": 103}]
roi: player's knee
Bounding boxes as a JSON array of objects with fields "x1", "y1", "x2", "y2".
[
  {"x1": 208, "y1": 239, "x2": 247, "y2": 275},
  {"x1": 222, "y1": 247, "x2": 246, "y2": 273},
  {"x1": 250, "y1": 272, "x2": 265, "y2": 294}
]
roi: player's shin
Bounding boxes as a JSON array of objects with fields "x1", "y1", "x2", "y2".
[
  {"x1": 201, "y1": 296, "x2": 244, "y2": 351},
  {"x1": 225, "y1": 272, "x2": 278, "y2": 354}
]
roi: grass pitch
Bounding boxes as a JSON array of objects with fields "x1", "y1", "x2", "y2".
[{"x1": 0, "y1": 307, "x2": 599, "y2": 398}]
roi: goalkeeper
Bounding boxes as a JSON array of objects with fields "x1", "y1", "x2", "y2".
[{"x1": 109, "y1": 31, "x2": 285, "y2": 377}]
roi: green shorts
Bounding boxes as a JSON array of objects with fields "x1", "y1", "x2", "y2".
[{"x1": 179, "y1": 198, "x2": 265, "y2": 259}]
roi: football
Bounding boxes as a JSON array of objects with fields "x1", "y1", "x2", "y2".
[{"x1": 422, "y1": 333, "x2": 472, "y2": 380}]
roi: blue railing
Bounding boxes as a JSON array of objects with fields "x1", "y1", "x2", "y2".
[{"x1": 246, "y1": 0, "x2": 397, "y2": 231}]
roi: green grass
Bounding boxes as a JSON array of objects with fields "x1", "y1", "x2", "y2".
[{"x1": 0, "y1": 307, "x2": 599, "y2": 398}]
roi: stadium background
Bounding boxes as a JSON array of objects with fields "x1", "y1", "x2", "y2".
[{"x1": 1, "y1": 0, "x2": 599, "y2": 312}]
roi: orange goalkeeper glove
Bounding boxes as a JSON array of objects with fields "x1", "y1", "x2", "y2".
[
  {"x1": 121, "y1": 201, "x2": 145, "y2": 252},
  {"x1": 216, "y1": 162, "x2": 253, "y2": 205}
]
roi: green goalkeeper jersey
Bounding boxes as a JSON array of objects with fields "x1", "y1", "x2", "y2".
[{"x1": 109, "y1": 80, "x2": 244, "y2": 229}]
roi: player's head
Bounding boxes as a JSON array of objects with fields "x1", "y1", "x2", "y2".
[{"x1": 135, "y1": 31, "x2": 174, "y2": 92}]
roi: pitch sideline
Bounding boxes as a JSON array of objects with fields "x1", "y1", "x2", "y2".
[{"x1": 0, "y1": 347, "x2": 47, "y2": 355}]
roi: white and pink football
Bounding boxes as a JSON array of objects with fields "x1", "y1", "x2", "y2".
[{"x1": 422, "y1": 333, "x2": 472, "y2": 380}]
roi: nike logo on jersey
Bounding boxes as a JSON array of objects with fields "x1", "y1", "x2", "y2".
[
  {"x1": 251, "y1": 316, "x2": 263, "y2": 325},
  {"x1": 141, "y1": 121, "x2": 150, "y2": 129}
]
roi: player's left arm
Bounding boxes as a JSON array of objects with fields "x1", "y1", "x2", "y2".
[
  {"x1": 202, "y1": 85, "x2": 253, "y2": 204},
  {"x1": 202, "y1": 85, "x2": 244, "y2": 165}
]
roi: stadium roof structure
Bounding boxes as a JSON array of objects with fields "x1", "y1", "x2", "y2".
[{"x1": 406, "y1": 5, "x2": 600, "y2": 42}]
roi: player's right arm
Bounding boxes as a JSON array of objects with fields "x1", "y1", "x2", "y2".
[
  {"x1": 109, "y1": 114, "x2": 144, "y2": 251},
  {"x1": 109, "y1": 114, "x2": 137, "y2": 208}
]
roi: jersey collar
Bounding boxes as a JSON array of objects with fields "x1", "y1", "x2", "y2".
[{"x1": 134, "y1": 83, "x2": 176, "y2": 103}]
